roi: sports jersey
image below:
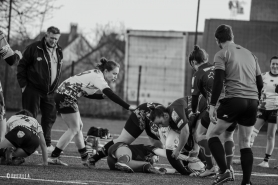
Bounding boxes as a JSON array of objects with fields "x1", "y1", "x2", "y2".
[
  {"x1": 6, "y1": 115, "x2": 43, "y2": 134},
  {"x1": 259, "y1": 72, "x2": 278, "y2": 110},
  {"x1": 0, "y1": 31, "x2": 14, "y2": 59},
  {"x1": 191, "y1": 63, "x2": 215, "y2": 100},
  {"x1": 214, "y1": 43, "x2": 261, "y2": 100},
  {"x1": 167, "y1": 98, "x2": 188, "y2": 132},
  {"x1": 132, "y1": 102, "x2": 162, "y2": 139},
  {"x1": 56, "y1": 69, "x2": 110, "y2": 100}
]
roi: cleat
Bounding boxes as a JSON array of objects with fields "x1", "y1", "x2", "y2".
[
  {"x1": 199, "y1": 166, "x2": 217, "y2": 177},
  {"x1": 257, "y1": 161, "x2": 269, "y2": 168},
  {"x1": 33, "y1": 150, "x2": 39, "y2": 155},
  {"x1": 115, "y1": 162, "x2": 134, "y2": 173},
  {"x1": 5, "y1": 147, "x2": 15, "y2": 165},
  {"x1": 211, "y1": 169, "x2": 232, "y2": 185},
  {"x1": 229, "y1": 166, "x2": 235, "y2": 181},
  {"x1": 148, "y1": 167, "x2": 166, "y2": 175},
  {"x1": 82, "y1": 154, "x2": 95, "y2": 168},
  {"x1": 47, "y1": 157, "x2": 68, "y2": 166},
  {"x1": 232, "y1": 159, "x2": 241, "y2": 165},
  {"x1": 12, "y1": 157, "x2": 25, "y2": 165}
]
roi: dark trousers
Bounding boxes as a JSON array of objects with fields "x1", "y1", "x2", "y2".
[{"x1": 22, "y1": 85, "x2": 57, "y2": 147}]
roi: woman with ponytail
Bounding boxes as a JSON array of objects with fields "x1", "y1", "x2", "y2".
[{"x1": 47, "y1": 57, "x2": 135, "y2": 167}]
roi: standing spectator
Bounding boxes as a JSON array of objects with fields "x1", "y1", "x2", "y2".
[
  {"x1": 250, "y1": 56, "x2": 278, "y2": 168},
  {"x1": 0, "y1": 30, "x2": 22, "y2": 141},
  {"x1": 207, "y1": 24, "x2": 263, "y2": 185},
  {"x1": 47, "y1": 58, "x2": 136, "y2": 167},
  {"x1": 17, "y1": 26, "x2": 63, "y2": 153}
]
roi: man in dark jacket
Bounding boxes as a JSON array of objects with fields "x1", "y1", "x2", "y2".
[{"x1": 17, "y1": 26, "x2": 63, "y2": 153}]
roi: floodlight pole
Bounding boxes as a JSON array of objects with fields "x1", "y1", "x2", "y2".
[{"x1": 194, "y1": 0, "x2": 200, "y2": 45}]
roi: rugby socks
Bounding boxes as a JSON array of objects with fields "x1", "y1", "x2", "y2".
[
  {"x1": 51, "y1": 147, "x2": 63, "y2": 158},
  {"x1": 224, "y1": 140, "x2": 235, "y2": 168},
  {"x1": 198, "y1": 139, "x2": 213, "y2": 169},
  {"x1": 78, "y1": 147, "x2": 88, "y2": 160},
  {"x1": 240, "y1": 148, "x2": 253, "y2": 185},
  {"x1": 208, "y1": 137, "x2": 227, "y2": 173},
  {"x1": 93, "y1": 140, "x2": 114, "y2": 161},
  {"x1": 166, "y1": 149, "x2": 190, "y2": 175},
  {"x1": 263, "y1": 154, "x2": 271, "y2": 162}
]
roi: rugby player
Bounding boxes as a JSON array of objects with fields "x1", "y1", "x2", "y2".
[
  {"x1": 0, "y1": 109, "x2": 48, "y2": 165},
  {"x1": 207, "y1": 24, "x2": 263, "y2": 185}
]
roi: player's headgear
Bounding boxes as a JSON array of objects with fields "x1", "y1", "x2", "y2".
[
  {"x1": 188, "y1": 161, "x2": 205, "y2": 171},
  {"x1": 15, "y1": 109, "x2": 34, "y2": 118}
]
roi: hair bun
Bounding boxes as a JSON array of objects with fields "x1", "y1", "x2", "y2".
[
  {"x1": 194, "y1": 45, "x2": 200, "y2": 51},
  {"x1": 100, "y1": 57, "x2": 107, "y2": 64}
]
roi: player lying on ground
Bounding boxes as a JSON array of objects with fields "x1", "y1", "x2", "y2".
[
  {"x1": 91, "y1": 96, "x2": 207, "y2": 166},
  {"x1": 0, "y1": 109, "x2": 48, "y2": 165},
  {"x1": 149, "y1": 97, "x2": 207, "y2": 176},
  {"x1": 106, "y1": 142, "x2": 202, "y2": 175}
]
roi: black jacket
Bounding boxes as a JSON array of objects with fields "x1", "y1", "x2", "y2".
[{"x1": 17, "y1": 37, "x2": 63, "y2": 94}]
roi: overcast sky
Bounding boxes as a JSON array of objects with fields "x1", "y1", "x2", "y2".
[{"x1": 41, "y1": 0, "x2": 251, "y2": 41}]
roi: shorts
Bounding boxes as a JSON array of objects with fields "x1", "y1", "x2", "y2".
[
  {"x1": 217, "y1": 98, "x2": 258, "y2": 127},
  {"x1": 5, "y1": 126, "x2": 40, "y2": 156},
  {"x1": 124, "y1": 113, "x2": 159, "y2": 140},
  {"x1": 257, "y1": 109, "x2": 277, "y2": 124},
  {"x1": 201, "y1": 111, "x2": 237, "y2": 132},
  {"x1": 54, "y1": 93, "x2": 78, "y2": 114}
]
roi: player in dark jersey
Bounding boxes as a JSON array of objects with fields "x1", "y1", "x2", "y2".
[
  {"x1": 189, "y1": 45, "x2": 236, "y2": 178},
  {"x1": 208, "y1": 25, "x2": 263, "y2": 185},
  {"x1": 90, "y1": 102, "x2": 164, "y2": 165},
  {"x1": 149, "y1": 97, "x2": 206, "y2": 175}
]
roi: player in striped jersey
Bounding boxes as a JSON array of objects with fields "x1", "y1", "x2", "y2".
[
  {"x1": 0, "y1": 30, "x2": 22, "y2": 141},
  {"x1": 0, "y1": 109, "x2": 48, "y2": 165},
  {"x1": 250, "y1": 56, "x2": 278, "y2": 168}
]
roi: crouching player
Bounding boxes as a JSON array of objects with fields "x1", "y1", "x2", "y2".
[
  {"x1": 149, "y1": 97, "x2": 206, "y2": 176},
  {"x1": 0, "y1": 110, "x2": 48, "y2": 165}
]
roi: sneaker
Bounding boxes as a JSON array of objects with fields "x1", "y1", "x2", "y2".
[
  {"x1": 47, "y1": 157, "x2": 68, "y2": 166},
  {"x1": 5, "y1": 147, "x2": 15, "y2": 165},
  {"x1": 115, "y1": 162, "x2": 134, "y2": 173},
  {"x1": 232, "y1": 159, "x2": 241, "y2": 165},
  {"x1": 212, "y1": 169, "x2": 232, "y2": 185},
  {"x1": 257, "y1": 161, "x2": 269, "y2": 168},
  {"x1": 12, "y1": 157, "x2": 25, "y2": 165},
  {"x1": 229, "y1": 166, "x2": 235, "y2": 181},
  {"x1": 199, "y1": 166, "x2": 217, "y2": 177},
  {"x1": 148, "y1": 167, "x2": 166, "y2": 175}
]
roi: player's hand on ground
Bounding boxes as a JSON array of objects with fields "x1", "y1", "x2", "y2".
[
  {"x1": 209, "y1": 105, "x2": 217, "y2": 124},
  {"x1": 171, "y1": 149, "x2": 180, "y2": 160},
  {"x1": 129, "y1": 105, "x2": 137, "y2": 111}
]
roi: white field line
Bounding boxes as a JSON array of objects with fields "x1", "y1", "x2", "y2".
[{"x1": 0, "y1": 175, "x2": 131, "y2": 185}]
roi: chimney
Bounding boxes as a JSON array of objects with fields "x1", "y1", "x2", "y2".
[{"x1": 68, "y1": 23, "x2": 78, "y2": 42}]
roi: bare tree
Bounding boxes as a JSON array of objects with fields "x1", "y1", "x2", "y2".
[{"x1": 0, "y1": 0, "x2": 61, "y2": 41}]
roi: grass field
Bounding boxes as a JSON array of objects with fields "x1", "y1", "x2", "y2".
[{"x1": 0, "y1": 111, "x2": 278, "y2": 185}]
